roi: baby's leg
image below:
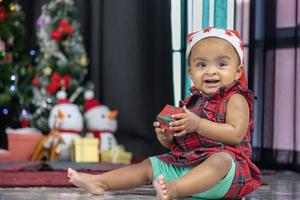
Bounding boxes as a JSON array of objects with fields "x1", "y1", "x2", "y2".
[
  {"x1": 68, "y1": 159, "x2": 153, "y2": 195},
  {"x1": 154, "y1": 152, "x2": 232, "y2": 200}
]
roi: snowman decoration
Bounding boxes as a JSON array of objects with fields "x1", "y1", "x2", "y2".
[
  {"x1": 48, "y1": 90, "x2": 83, "y2": 160},
  {"x1": 84, "y1": 90, "x2": 118, "y2": 151}
]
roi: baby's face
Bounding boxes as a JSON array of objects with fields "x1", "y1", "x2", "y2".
[{"x1": 188, "y1": 37, "x2": 242, "y2": 95}]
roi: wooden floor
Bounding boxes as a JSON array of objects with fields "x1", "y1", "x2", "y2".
[{"x1": 0, "y1": 170, "x2": 300, "y2": 199}]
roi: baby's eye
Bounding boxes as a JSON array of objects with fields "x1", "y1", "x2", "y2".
[
  {"x1": 219, "y1": 62, "x2": 227, "y2": 67},
  {"x1": 195, "y1": 63, "x2": 206, "y2": 68}
]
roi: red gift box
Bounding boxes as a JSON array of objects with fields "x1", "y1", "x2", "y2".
[{"x1": 156, "y1": 104, "x2": 184, "y2": 134}]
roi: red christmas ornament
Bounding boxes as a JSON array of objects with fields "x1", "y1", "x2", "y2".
[
  {"x1": 4, "y1": 52, "x2": 12, "y2": 62},
  {"x1": 21, "y1": 119, "x2": 30, "y2": 128},
  {"x1": 58, "y1": 19, "x2": 74, "y2": 35},
  {"x1": 51, "y1": 29, "x2": 63, "y2": 41},
  {"x1": 31, "y1": 76, "x2": 40, "y2": 86},
  {"x1": 0, "y1": 6, "x2": 8, "y2": 23},
  {"x1": 51, "y1": 19, "x2": 74, "y2": 41}
]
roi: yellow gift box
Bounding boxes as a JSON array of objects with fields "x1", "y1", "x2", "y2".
[
  {"x1": 72, "y1": 138, "x2": 99, "y2": 162},
  {"x1": 100, "y1": 145, "x2": 132, "y2": 164}
]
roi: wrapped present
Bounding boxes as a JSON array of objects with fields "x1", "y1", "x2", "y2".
[
  {"x1": 72, "y1": 138, "x2": 99, "y2": 163},
  {"x1": 0, "y1": 149, "x2": 11, "y2": 162},
  {"x1": 100, "y1": 145, "x2": 132, "y2": 164},
  {"x1": 4, "y1": 128, "x2": 42, "y2": 162},
  {"x1": 156, "y1": 104, "x2": 184, "y2": 134}
]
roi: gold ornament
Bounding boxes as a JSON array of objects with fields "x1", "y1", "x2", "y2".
[
  {"x1": 79, "y1": 55, "x2": 88, "y2": 67},
  {"x1": 43, "y1": 67, "x2": 52, "y2": 76},
  {"x1": 9, "y1": 3, "x2": 16, "y2": 11},
  {"x1": 44, "y1": 52, "x2": 51, "y2": 60}
]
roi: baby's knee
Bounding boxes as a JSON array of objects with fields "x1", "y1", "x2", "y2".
[
  {"x1": 141, "y1": 159, "x2": 154, "y2": 180},
  {"x1": 209, "y1": 152, "x2": 232, "y2": 170}
]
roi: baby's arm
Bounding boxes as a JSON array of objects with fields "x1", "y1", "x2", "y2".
[
  {"x1": 170, "y1": 94, "x2": 249, "y2": 145},
  {"x1": 153, "y1": 121, "x2": 174, "y2": 148}
]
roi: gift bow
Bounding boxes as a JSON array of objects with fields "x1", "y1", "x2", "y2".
[
  {"x1": 46, "y1": 72, "x2": 71, "y2": 94},
  {"x1": 51, "y1": 19, "x2": 74, "y2": 41}
]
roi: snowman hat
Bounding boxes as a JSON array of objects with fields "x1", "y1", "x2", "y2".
[
  {"x1": 56, "y1": 90, "x2": 70, "y2": 104},
  {"x1": 186, "y1": 27, "x2": 247, "y2": 86},
  {"x1": 84, "y1": 90, "x2": 102, "y2": 112}
]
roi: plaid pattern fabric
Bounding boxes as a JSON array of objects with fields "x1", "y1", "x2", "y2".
[
  {"x1": 157, "y1": 81, "x2": 261, "y2": 198},
  {"x1": 157, "y1": 105, "x2": 184, "y2": 134}
]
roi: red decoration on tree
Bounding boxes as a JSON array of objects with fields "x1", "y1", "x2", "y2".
[
  {"x1": 21, "y1": 119, "x2": 30, "y2": 128},
  {"x1": 31, "y1": 76, "x2": 41, "y2": 86},
  {"x1": 0, "y1": 6, "x2": 8, "y2": 22},
  {"x1": 51, "y1": 19, "x2": 74, "y2": 41},
  {"x1": 58, "y1": 19, "x2": 74, "y2": 34},
  {"x1": 46, "y1": 72, "x2": 71, "y2": 94},
  {"x1": 4, "y1": 52, "x2": 12, "y2": 62},
  {"x1": 51, "y1": 29, "x2": 63, "y2": 41}
]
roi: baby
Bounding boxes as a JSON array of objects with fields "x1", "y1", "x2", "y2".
[{"x1": 68, "y1": 27, "x2": 261, "y2": 199}]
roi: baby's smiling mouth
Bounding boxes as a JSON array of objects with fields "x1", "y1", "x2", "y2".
[{"x1": 204, "y1": 79, "x2": 220, "y2": 84}]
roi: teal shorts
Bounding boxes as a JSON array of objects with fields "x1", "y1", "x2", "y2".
[{"x1": 149, "y1": 155, "x2": 236, "y2": 199}]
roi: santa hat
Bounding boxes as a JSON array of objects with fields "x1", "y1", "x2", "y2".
[
  {"x1": 186, "y1": 27, "x2": 247, "y2": 87},
  {"x1": 84, "y1": 90, "x2": 102, "y2": 112},
  {"x1": 56, "y1": 90, "x2": 70, "y2": 104}
]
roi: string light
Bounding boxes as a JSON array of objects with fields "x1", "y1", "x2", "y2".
[
  {"x1": 30, "y1": 50, "x2": 36, "y2": 56},
  {"x1": 10, "y1": 85, "x2": 16, "y2": 92},
  {"x1": 2, "y1": 108, "x2": 9, "y2": 115},
  {"x1": 10, "y1": 75, "x2": 16, "y2": 81},
  {"x1": 22, "y1": 109, "x2": 26, "y2": 115},
  {"x1": 20, "y1": 108, "x2": 30, "y2": 119}
]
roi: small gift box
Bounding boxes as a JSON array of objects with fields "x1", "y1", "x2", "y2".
[
  {"x1": 156, "y1": 104, "x2": 184, "y2": 134},
  {"x1": 100, "y1": 145, "x2": 132, "y2": 164},
  {"x1": 72, "y1": 138, "x2": 99, "y2": 163}
]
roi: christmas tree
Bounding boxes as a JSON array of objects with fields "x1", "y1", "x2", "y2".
[
  {"x1": 31, "y1": 0, "x2": 90, "y2": 133},
  {"x1": 0, "y1": 0, "x2": 33, "y2": 148}
]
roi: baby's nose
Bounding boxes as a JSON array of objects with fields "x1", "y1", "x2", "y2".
[{"x1": 205, "y1": 66, "x2": 217, "y2": 75}]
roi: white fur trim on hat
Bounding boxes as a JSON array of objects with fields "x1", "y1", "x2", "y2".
[
  {"x1": 186, "y1": 27, "x2": 243, "y2": 65},
  {"x1": 56, "y1": 90, "x2": 69, "y2": 104},
  {"x1": 84, "y1": 90, "x2": 94, "y2": 100},
  {"x1": 84, "y1": 90, "x2": 101, "y2": 111}
]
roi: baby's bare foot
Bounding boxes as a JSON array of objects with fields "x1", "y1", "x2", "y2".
[
  {"x1": 154, "y1": 175, "x2": 177, "y2": 200},
  {"x1": 68, "y1": 168, "x2": 107, "y2": 195}
]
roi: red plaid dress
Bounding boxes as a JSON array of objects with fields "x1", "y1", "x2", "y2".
[{"x1": 158, "y1": 81, "x2": 261, "y2": 199}]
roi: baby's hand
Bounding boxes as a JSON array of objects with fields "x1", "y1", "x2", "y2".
[
  {"x1": 153, "y1": 121, "x2": 174, "y2": 144},
  {"x1": 170, "y1": 106, "x2": 201, "y2": 137},
  {"x1": 154, "y1": 121, "x2": 169, "y2": 137}
]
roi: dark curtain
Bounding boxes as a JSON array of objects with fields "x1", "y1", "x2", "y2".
[
  {"x1": 85, "y1": 0, "x2": 174, "y2": 158},
  {"x1": 249, "y1": 0, "x2": 300, "y2": 171},
  {"x1": 19, "y1": 0, "x2": 173, "y2": 158}
]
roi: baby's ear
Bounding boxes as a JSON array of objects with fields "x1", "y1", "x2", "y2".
[
  {"x1": 188, "y1": 66, "x2": 192, "y2": 77},
  {"x1": 235, "y1": 64, "x2": 244, "y2": 80}
]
